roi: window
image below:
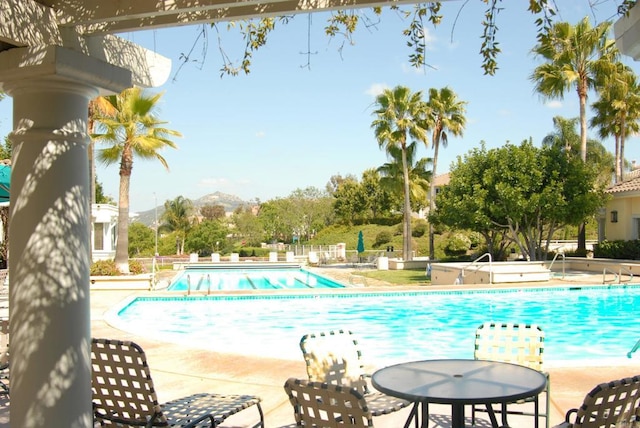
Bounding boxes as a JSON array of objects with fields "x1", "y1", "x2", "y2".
[
  {"x1": 94, "y1": 223, "x2": 104, "y2": 250},
  {"x1": 611, "y1": 211, "x2": 618, "y2": 223}
]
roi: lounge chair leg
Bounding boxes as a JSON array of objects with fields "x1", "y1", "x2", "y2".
[{"x1": 251, "y1": 403, "x2": 265, "y2": 428}]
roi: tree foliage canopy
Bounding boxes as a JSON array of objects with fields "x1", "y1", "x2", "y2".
[{"x1": 430, "y1": 140, "x2": 609, "y2": 261}]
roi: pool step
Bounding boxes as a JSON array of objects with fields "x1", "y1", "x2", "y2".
[{"x1": 431, "y1": 262, "x2": 551, "y2": 285}]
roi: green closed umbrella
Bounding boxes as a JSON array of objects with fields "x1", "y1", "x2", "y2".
[{"x1": 357, "y1": 230, "x2": 365, "y2": 261}]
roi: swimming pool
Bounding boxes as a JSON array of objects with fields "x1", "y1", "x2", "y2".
[
  {"x1": 108, "y1": 285, "x2": 640, "y2": 367},
  {"x1": 166, "y1": 266, "x2": 345, "y2": 291}
]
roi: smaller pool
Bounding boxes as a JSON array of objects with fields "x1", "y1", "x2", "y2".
[{"x1": 167, "y1": 266, "x2": 346, "y2": 291}]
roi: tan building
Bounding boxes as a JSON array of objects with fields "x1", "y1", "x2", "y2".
[{"x1": 604, "y1": 168, "x2": 640, "y2": 241}]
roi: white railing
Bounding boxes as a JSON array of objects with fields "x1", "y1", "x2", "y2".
[
  {"x1": 603, "y1": 267, "x2": 634, "y2": 284},
  {"x1": 548, "y1": 252, "x2": 565, "y2": 278},
  {"x1": 459, "y1": 253, "x2": 493, "y2": 285},
  {"x1": 628, "y1": 338, "x2": 640, "y2": 358}
]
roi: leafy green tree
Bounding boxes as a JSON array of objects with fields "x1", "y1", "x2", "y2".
[
  {"x1": 288, "y1": 187, "x2": 333, "y2": 242},
  {"x1": 94, "y1": 176, "x2": 116, "y2": 205},
  {"x1": 431, "y1": 141, "x2": 608, "y2": 261},
  {"x1": 325, "y1": 174, "x2": 356, "y2": 196},
  {"x1": 160, "y1": 196, "x2": 194, "y2": 255},
  {"x1": 186, "y1": 220, "x2": 229, "y2": 256},
  {"x1": 200, "y1": 204, "x2": 227, "y2": 220},
  {"x1": 92, "y1": 88, "x2": 181, "y2": 272},
  {"x1": 332, "y1": 177, "x2": 367, "y2": 225},
  {"x1": 128, "y1": 222, "x2": 155, "y2": 257},
  {"x1": 425, "y1": 86, "x2": 467, "y2": 259},
  {"x1": 372, "y1": 85, "x2": 429, "y2": 261},
  {"x1": 233, "y1": 205, "x2": 265, "y2": 246},
  {"x1": 530, "y1": 17, "x2": 617, "y2": 252},
  {"x1": 0, "y1": 137, "x2": 11, "y2": 161},
  {"x1": 590, "y1": 63, "x2": 640, "y2": 182},
  {"x1": 360, "y1": 168, "x2": 395, "y2": 219}
]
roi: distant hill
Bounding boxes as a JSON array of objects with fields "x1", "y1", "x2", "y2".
[{"x1": 134, "y1": 192, "x2": 251, "y2": 226}]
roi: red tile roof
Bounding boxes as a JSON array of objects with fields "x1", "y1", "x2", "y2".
[{"x1": 607, "y1": 169, "x2": 640, "y2": 193}]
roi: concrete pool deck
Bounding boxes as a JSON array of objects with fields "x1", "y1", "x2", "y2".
[
  {"x1": 84, "y1": 266, "x2": 640, "y2": 427},
  {"x1": 2, "y1": 266, "x2": 640, "y2": 427}
]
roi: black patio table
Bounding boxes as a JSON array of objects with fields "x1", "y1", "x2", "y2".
[{"x1": 371, "y1": 359, "x2": 547, "y2": 428}]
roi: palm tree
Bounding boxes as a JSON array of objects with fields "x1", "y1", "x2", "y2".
[
  {"x1": 92, "y1": 88, "x2": 181, "y2": 273},
  {"x1": 160, "y1": 196, "x2": 194, "y2": 255},
  {"x1": 377, "y1": 142, "x2": 432, "y2": 214},
  {"x1": 371, "y1": 86, "x2": 429, "y2": 261},
  {"x1": 590, "y1": 63, "x2": 640, "y2": 183},
  {"x1": 542, "y1": 116, "x2": 580, "y2": 153},
  {"x1": 544, "y1": 115, "x2": 614, "y2": 187},
  {"x1": 530, "y1": 17, "x2": 617, "y2": 252},
  {"x1": 88, "y1": 97, "x2": 117, "y2": 204},
  {"x1": 425, "y1": 86, "x2": 467, "y2": 260}
]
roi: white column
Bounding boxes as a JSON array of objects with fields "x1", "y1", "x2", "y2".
[{"x1": 6, "y1": 77, "x2": 95, "y2": 427}]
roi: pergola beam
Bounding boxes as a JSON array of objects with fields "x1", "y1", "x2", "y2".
[
  {"x1": 36, "y1": 0, "x2": 427, "y2": 35},
  {"x1": 0, "y1": 0, "x2": 61, "y2": 47}
]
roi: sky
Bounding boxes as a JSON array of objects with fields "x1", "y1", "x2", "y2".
[{"x1": 1, "y1": 1, "x2": 640, "y2": 213}]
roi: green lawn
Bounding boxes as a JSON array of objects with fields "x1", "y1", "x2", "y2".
[{"x1": 357, "y1": 268, "x2": 429, "y2": 286}]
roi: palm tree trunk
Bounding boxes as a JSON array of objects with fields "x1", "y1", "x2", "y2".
[
  {"x1": 620, "y1": 114, "x2": 627, "y2": 181},
  {"x1": 577, "y1": 86, "x2": 588, "y2": 252},
  {"x1": 115, "y1": 168, "x2": 131, "y2": 274},
  {"x1": 429, "y1": 139, "x2": 440, "y2": 261},
  {"x1": 615, "y1": 134, "x2": 621, "y2": 183},
  {"x1": 401, "y1": 146, "x2": 413, "y2": 261}
]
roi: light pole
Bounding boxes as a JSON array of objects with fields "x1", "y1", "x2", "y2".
[
  {"x1": 154, "y1": 193, "x2": 158, "y2": 257},
  {"x1": 152, "y1": 193, "x2": 158, "y2": 287}
]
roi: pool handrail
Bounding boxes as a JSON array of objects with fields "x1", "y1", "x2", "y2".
[
  {"x1": 460, "y1": 253, "x2": 493, "y2": 285},
  {"x1": 628, "y1": 338, "x2": 640, "y2": 358},
  {"x1": 603, "y1": 267, "x2": 634, "y2": 284},
  {"x1": 548, "y1": 252, "x2": 565, "y2": 279}
]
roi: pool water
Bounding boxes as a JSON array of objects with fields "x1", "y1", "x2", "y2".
[
  {"x1": 110, "y1": 285, "x2": 640, "y2": 366},
  {"x1": 167, "y1": 267, "x2": 345, "y2": 291}
]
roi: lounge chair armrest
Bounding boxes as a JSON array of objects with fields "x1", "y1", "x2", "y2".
[{"x1": 564, "y1": 408, "x2": 578, "y2": 423}]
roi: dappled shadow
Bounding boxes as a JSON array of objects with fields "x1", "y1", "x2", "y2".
[{"x1": 9, "y1": 114, "x2": 92, "y2": 426}]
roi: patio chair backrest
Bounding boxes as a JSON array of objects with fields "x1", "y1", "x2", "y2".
[
  {"x1": 284, "y1": 377, "x2": 374, "y2": 427},
  {"x1": 300, "y1": 330, "x2": 368, "y2": 395},
  {"x1": 474, "y1": 322, "x2": 545, "y2": 371},
  {"x1": 91, "y1": 338, "x2": 168, "y2": 426},
  {"x1": 567, "y1": 375, "x2": 640, "y2": 427}
]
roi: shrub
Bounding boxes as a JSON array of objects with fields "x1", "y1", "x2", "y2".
[
  {"x1": 90, "y1": 259, "x2": 147, "y2": 275},
  {"x1": 374, "y1": 231, "x2": 392, "y2": 247},
  {"x1": 238, "y1": 247, "x2": 270, "y2": 258},
  {"x1": 129, "y1": 259, "x2": 146, "y2": 274},
  {"x1": 443, "y1": 232, "x2": 471, "y2": 256},
  {"x1": 412, "y1": 220, "x2": 428, "y2": 238},
  {"x1": 594, "y1": 240, "x2": 640, "y2": 259},
  {"x1": 90, "y1": 260, "x2": 119, "y2": 276}
]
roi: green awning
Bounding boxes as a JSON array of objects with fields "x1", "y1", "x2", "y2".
[{"x1": 0, "y1": 165, "x2": 10, "y2": 203}]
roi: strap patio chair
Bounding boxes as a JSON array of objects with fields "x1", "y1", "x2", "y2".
[
  {"x1": 284, "y1": 377, "x2": 374, "y2": 427},
  {"x1": 299, "y1": 330, "x2": 411, "y2": 422},
  {"x1": 0, "y1": 319, "x2": 8, "y2": 396},
  {"x1": 91, "y1": 338, "x2": 264, "y2": 427},
  {"x1": 553, "y1": 375, "x2": 640, "y2": 428},
  {"x1": 473, "y1": 322, "x2": 550, "y2": 428}
]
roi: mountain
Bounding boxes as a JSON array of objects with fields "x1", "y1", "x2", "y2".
[{"x1": 133, "y1": 192, "x2": 252, "y2": 226}]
